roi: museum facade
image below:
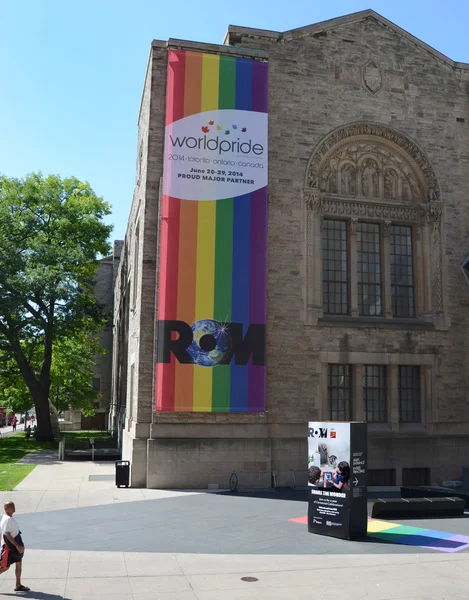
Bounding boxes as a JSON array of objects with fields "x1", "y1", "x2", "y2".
[{"x1": 109, "y1": 10, "x2": 469, "y2": 488}]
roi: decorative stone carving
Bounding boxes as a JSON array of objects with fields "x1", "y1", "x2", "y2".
[
  {"x1": 383, "y1": 220, "x2": 392, "y2": 237},
  {"x1": 340, "y1": 164, "x2": 356, "y2": 196},
  {"x1": 305, "y1": 193, "x2": 419, "y2": 222},
  {"x1": 306, "y1": 194, "x2": 324, "y2": 213},
  {"x1": 362, "y1": 60, "x2": 382, "y2": 95},
  {"x1": 360, "y1": 159, "x2": 379, "y2": 197},
  {"x1": 306, "y1": 123, "x2": 440, "y2": 202},
  {"x1": 421, "y1": 204, "x2": 443, "y2": 224},
  {"x1": 384, "y1": 168, "x2": 399, "y2": 200},
  {"x1": 350, "y1": 218, "x2": 358, "y2": 234}
]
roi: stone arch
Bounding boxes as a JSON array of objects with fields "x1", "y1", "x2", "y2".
[{"x1": 305, "y1": 122, "x2": 440, "y2": 203}]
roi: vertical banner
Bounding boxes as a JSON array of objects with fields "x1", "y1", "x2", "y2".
[
  {"x1": 307, "y1": 422, "x2": 367, "y2": 540},
  {"x1": 155, "y1": 49, "x2": 268, "y2": 413}
]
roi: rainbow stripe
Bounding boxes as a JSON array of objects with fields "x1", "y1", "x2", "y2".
[{"x1": 156, "y1": 49, "x2": 268, "y2": 413}]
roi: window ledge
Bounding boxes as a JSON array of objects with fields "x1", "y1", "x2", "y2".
[{"x1": 318, "y1": 315, "x2": 434, "y2": 330}]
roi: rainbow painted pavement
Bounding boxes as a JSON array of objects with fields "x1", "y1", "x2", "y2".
[
  {"x1": 289, "y1": 517, "x2": 469, "y2": 553},
  {"x1": 368, "y1": 519, "x2": 469, "y2": 553}
]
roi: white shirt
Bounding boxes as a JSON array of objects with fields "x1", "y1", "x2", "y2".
[{"x1": 0, "y1": 515, "x2": 19, "y2": 547}]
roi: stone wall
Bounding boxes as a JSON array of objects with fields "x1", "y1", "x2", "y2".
[{"x1": 111, "y1": 11, "x2": 469, "y2": 489}]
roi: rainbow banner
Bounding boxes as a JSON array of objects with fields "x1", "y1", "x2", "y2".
[{"x1": 155, "y1": 49, "x2": 268, "y2": 413}]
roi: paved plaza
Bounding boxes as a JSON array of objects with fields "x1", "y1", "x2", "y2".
[{"x1": 1, "y1": 456, "x2": 469, "y2": 598}]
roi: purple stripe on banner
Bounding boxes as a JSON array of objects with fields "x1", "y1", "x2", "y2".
[
  {"x1": 249, "y1": 187, "x2": 267, "y2": 323},
  {"x1": 252, "y1": 61, "x2": 268, "y2": 113},
  {"x1": 248, "y1": 365, "x2": 266, "y2": 412},
  {"x1": 248, "y1": 186, "x2": 267, "y2": 412},
  {"x1": 230, "y1": 193, "x2": 251, "y2": 412}
]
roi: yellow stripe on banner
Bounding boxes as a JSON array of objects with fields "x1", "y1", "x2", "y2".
[
  {"x1": 201, "y1": 54, "x2": 220, "y2": 111},
  {"x1": 193, "y1": 54, "x2": 219, "y2": 413},
  {"x1": 193, "y1": 200, "x2": 216, "y2": 411}
]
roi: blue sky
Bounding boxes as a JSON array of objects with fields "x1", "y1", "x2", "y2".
[{"x1": 1, "y1": 0, "x2": 467, "y2": 244}]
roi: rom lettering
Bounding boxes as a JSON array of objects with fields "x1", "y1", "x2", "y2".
[{"x1": 156, "y1": 320, "x2": 266, "y2": 366}]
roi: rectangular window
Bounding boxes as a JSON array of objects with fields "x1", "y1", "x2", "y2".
[
  {"x1": 92, "y1": 377, "x2": 101, "y2": 393},
  {"x1": 132, "y1": 224, "x2": 140, "y2": 309},
  {"x1": 368, "y1": 469, "x2": 396, "y2": 486},
  {"x1": 328, "y1": 364, "x2": 352, "y2": 421},
  {"x1": 398, "y1": 366, "x2": 421, "y2": 422},
  {"x1": 357, "y1": 222, "x2": 382, "y2": 316},
  {"x1": 402, "y1": 467, "x2": 430, "y2": 486},
  {"x1": 364, "y1": 365, "x2": 387, "y2": 423},
  {"x1": 322, "y1": 220, "x2": 349, "y2": 315},
  {"x1": 391, "y1": 225, "x2": 415, "y2": 317}
]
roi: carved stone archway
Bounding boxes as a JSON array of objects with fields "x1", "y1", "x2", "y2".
[
  {"x1": 303, "y1": 122, "x2": 444, "y2": 325},
  {"x1": 305, "y1": 122, "x2": 440, "y2": 202}
]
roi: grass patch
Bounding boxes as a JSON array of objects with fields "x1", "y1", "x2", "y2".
[
  {"x1": 0, "y1": 465, "x2": 35, "y2": 491},
  {"x1": 62, "y1": 430, "x2": 111, "y2": 449},
  {"x1": 0, "y1": 434, "x2": 58, "y2": 491},
  {"x1": 62, "y1": 430, "x2": 110, "y2": 439}
]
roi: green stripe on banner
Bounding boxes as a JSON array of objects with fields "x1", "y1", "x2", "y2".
[
  {"x1": 213, "y1": 55, "x2": 236, "y2": 413},
  {"x1": 218, "y1": 55, "x2": 236, "y2": 109},
  {"x1": 213, "y1": 197, "x2": 233, "y2": 412}
]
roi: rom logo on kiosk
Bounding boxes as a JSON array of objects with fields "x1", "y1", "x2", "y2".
[{"x1": 307, "y1": 421, "x2": 368, "y2": 540}]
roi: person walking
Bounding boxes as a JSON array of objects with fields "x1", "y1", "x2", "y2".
[
  {"x1": 11, "y1": 417, "x2": 17, "y2": 433},
  {"x1": 0, "y1": 501, "x2": 30, "y2": 592}
]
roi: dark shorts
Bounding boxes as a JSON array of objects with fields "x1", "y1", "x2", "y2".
[{"x1": 0, "y1": 534, "x2": 24, "y2": 568}]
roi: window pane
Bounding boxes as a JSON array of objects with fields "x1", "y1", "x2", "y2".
[
  {"x1": 357, "y1": 222, "x2": 382, "y2": 316},
  {"x1": 322, "y1": 220, "x2": 348, "y2": 314},
  {"x1": 398, "y1": 366, "x2": 421, "y2": 422},
  {"x1": 368, "y1": 469, "x2": 396, "y2": 486},
  {"x1": 402, "y1": 467, "x2": 430, "y2": 486},
  {"x1": 363, "y1": 365, "x2": 387, "y2": 423},
  {"x1": 391, "y1": 225, "x2": 415, "y2": 317},
  {"x1": 328, "y1": 364, "x2": 351, "y2": 421}
]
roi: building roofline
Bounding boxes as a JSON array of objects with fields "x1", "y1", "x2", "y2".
[{"x1": 225, "y1": 9, "x2": 469, "y2": 69}]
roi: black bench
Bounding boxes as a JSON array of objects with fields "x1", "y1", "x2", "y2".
[
  {"x1": 371, "y1": 496, "x2": 465, "y2": 519},
  {"x1": 401, "y1": 486, "x2": 469, "y2": 509}
]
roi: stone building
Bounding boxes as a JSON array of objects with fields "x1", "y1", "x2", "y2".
[
  {"x1": 110, "y1": 9, "x2": 469, "y2": 488},
  {"x1": 61, "y1": 242, "x2": 122, "y2": 430}
]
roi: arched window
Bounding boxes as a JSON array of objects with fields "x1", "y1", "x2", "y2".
[{"x1": 304, "y1": 123, "x2": 443, "y2": 327}]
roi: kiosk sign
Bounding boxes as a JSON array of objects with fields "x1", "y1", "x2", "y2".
[{"x1": 307, "y1": 421, "x2": 367, "y2": 540}]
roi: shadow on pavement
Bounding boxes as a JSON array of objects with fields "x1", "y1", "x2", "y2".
[
  {"x1": 0, "y1": 594, "x2": 70, "y2": 600},
  {"x1": 218, "y1": 488, "x2": 308, "y2": 502}
]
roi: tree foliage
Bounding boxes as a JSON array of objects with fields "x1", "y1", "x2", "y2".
[
  {"x1": 0, "y1": 329, "x2": 104, "y2": 417},
  {"x1": 0, "y1": 173, "x2": 112, "y2": 440}
]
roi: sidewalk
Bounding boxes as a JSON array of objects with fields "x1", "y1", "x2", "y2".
[{"x1": 1, "y1": 456, "x2": 469, "y2": 599}]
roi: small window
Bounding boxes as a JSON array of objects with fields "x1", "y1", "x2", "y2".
[
  {"x1": 368, "y1": 469, "x2": 396, "y2": 486},
  {"x1": 322, "y1": 220, "x2": 349, "y2": 315},
  {"x1": 364, "y1": 365, "x2": 387, "y2": 423},
  {"x1": 402, "y1": 467, "x2": 430, "y2": 486},
  {"x1": 328, "y1": 364, "x2": 352, "y2": 421},
  {"x1": 398, "y1": 366, "x2": 421, "y2": 422}
]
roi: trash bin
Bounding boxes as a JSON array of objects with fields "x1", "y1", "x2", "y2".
[{"x1": 115, "y1": 461, "x2": 130, "y2": 488}]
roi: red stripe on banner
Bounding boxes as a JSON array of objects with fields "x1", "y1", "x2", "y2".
[
  {"x1": 167, "y1": 50, "x2": 186, "y2": 124},
  {"x1": 156, "y1": 195, "x2": 180, "y2": 411}
]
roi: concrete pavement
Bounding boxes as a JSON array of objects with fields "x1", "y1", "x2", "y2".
[
  {"x1": 1, "y1": 454, "x2": 469, "y2": 598},
  {"x1": 0, "y1": 423, "x2": 24, "y2": 438}
]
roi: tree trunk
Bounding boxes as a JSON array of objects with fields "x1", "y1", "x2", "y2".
[
  {"x1": 8, "y1": 334, "x2": 54, "y2": 441},
  {"x1": 34, "y1": 391, "x2": 54, "y2": 442}
]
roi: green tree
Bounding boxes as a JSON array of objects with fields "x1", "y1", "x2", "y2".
[
  {"x1": 0, "y1": 173, "x2": 111, "y2": 441},
  {"x1": 50, "y1": 328, "x2": 104, "y2": 415}
]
